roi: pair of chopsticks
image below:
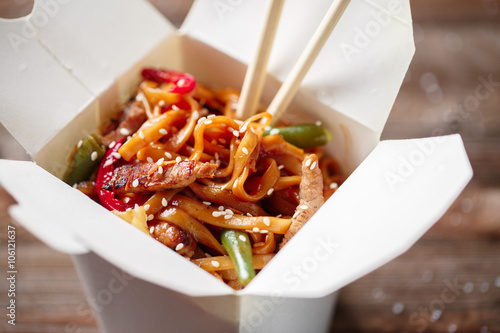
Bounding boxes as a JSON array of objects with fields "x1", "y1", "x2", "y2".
[{"x1": 236, "y1": 0, "x2": 351, "y2": 126}]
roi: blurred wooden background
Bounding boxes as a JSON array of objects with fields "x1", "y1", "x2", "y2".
[{"x1": 1, "y1": 0, "x2": 499, "y2": 332}]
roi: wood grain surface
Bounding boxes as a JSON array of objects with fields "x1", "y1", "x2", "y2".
[{"x1": 1, "y1": 1, "x2": 499, "y2": 332}]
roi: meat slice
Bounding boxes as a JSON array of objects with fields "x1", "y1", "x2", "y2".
[
  {"x1": 150, "y1": 221, "x2": 197, "y2": 258},
  {"x1": 103, "y1": 160, "x2": 218, "y2": 194},
  {"x1": 280, "y1": 154, "x2": 324, "y2": 249},
  {"x1": 102, "y1": 100, "x2": 147, "y2": 147}
]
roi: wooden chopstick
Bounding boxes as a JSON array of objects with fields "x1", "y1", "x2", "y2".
[
  {"x1": 267, "y1": 0, "x2": 351, "y2": 126},
  {"x1": 236, "y1": 0, "x2": 285, "y2": 121}
]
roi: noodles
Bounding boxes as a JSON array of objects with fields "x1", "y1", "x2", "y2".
[{"x1": 69, "y1": 68, "x2": 344, "y2": 288}]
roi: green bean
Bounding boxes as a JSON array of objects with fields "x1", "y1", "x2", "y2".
[
  {"x1": 65, "y1": 134, "x2": 106, "y2": 185},
  {"x1": 221, "y1": 229, "x2": 255, "y2": 286},
  {"x1": 263, "y1": 124, "x2": 332, "y2": 148}
]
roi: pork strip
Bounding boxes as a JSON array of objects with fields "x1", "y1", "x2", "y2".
[
  {"x1": 102, "y1": 100, "x2": 147, "y2": 147},
  {"x1": 280, "y1": 154, "x2": 324, "y2": 249},
  {"x1": 150, "y1": 221, "x2": 197, "y2": 258},
  {"x1": 103, "y1": 160, "x2": 218, "y2": 194}
]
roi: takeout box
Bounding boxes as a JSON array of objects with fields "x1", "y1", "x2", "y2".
[{"x1": 0, "y1": 0, "x2": 472, "y2": 332}]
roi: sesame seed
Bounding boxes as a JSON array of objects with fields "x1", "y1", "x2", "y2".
[
  {"x1": 233, "y1": 130, "x2": 239, "y2": 137},
  {"x1": 310, "y1": 161, "x2": 317, "y2": 170},
  {"x1": 134, "y1": 204, "x2": 140, "y2": 211},
  {"x1": 139, "y1": 131, "x2": 145, "y2": 139},
  {"x1": 252, "y1": 227, "x2": 260, "y2": 232},
  {"x1": 72, "y1": 183, "x2": 77, "y2": 188},
  {"x1": 158, "y1": 100, "x2": 165, "y2": 106},
  {"x1": 91, "y1": 151, "x2": 98, "y2": 161},
  {"x1": 211, "y1": 260, "x2": 220, "y2": 268},
  {"x1": 242, "y1": 147, "x2": 249, "y2": 155},
  {"x1": 225, "y1": 209, "x2": 234, "y2": 215},
  {"x1": 247, "y1": 213, "x2": 253, "y2": 217},
  {"x1": 77, "y1": 140, "x2": 83, "y2": 148},
  {"x1": 207, "y1": 114, "x2": 216, "y2": 119},
  {"x1": 267, "y1": 188, "x2": 274, "y2": 196},
  {"x1": 245, "y1": 230, "x2": 253, "y2": 233},
  {"x1": 276, "y1": 214, "x2": 282, "y2": 218},
  {"x1": 192, "y1": 110, "x2": 200, "y2": 119},
  {"x1": 177, "y1": 79, "x2": 185, "y2": 86},
  {"x1": 260, "y1": 230, "x2": 268, "y2": 234},
  {"x1": 124, "y1": 197, "x2": 131, "y2": 203},
  {"x1": 175, "y1": 243, "x2": 184, "y2": 251},
  {"x1": 147, "y1": 214, "x2": 154, "y2": 221},
  {"x1": 278, "y1": 165, "x2": 284, "y2": 170},
  {"x1": 329, "y1": 182, "x2": 339, "y2": 189},
  {"x1": 132, "y1": 179, "x2": 139, "y2": 187},
  {"x1": 270, "y1": 128, "x2": 280, "y2": 135},
  {"x1": 147, "y1": 157, "x2": 153, "y2": 163},
  {"x1": 239, "y1": 235, "x2": 246, "y2": 242},
  {"x1": 165, "y1": 152, "x2": 172, "y2": 159},
  {"x1": 158, "y1": 166, "x2": 163, "y2": 174},
  {"x1": 159, "y1": 128, "x2": 168, "y2": 135},
  {"x1": 263, "y1": 217, "x2": 271, "y2": 226},
  {"x1": 149, "y1": 226, "x2": 154, "y2": 233},
  {"x1": 157, "y1": 158, "x2": 165, "y2": 165},
  {"x1": 103, "y1": 159, "x2": 113, "y2": 167},
  {"x1": 197, "y1": 116, "x2": 206, "y2": 124},
  {"x1": 218, "y1": 206, "x2": 224, "y2": 211},
  {"x1": 172, "y1": 105, "x2": 180, "y2": 111},
  {"x1": 264, "y1": 126, "x2": 272, "y2": 131},
  {"x1": 144, "y1": 204, "x2": 150, "y2": 211},
  {"x1": 175, "y1": 156, "x2": 182, "y2": 163},
  {"x1": 224, "y1": 215, "x2": 232, "y2": 220},
  {"x1": 111, "y1": 152, "x2": 121, "y2": 159},
  {"x1": 212, "y1": 211, "x2": 224, "y2": 217},
  {"x1": 240, "y1": 124, "x2": 248, "y2": 133},
  {"x1": 162, "y1": 198, "x2": 168, "y2": 207},
  {"x1": 214, "y1": 153, "x2": 219, "y2": 160},
  {"x1": 315, "y1": 120, "x2": 322, "y2": 126},
  {"x1": 250, "y1": 127, "x2": 256, "y2": 134},
  {"x1": 203, "y1": 201, "x2": 211, "y2": 206},
  {"x1": 205, "y1": 120, "x2": 213, "y2": 125},
  {"x1": 293, "y1": 210, "x2": 300, "y2": 218},
  {"x1": 108, "y1": 141, "x2": 116, "y2": 149},
  {"x1": 305, "y1": 159, "x2": 312, "y2": 167},
  {"x1": 172, "y1": 201, "x2": 179, "y2": 206},
  {"x1": 299, "y1": 204, "x2": 308, "y2": 210}
]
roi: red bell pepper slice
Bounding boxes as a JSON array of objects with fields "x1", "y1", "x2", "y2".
[
  {"x1": 141, "y1": 68, "x2": 196, "y2": 94},
  {"x1": 96, "y1": 139, "x2": 148, "y2": 211}
]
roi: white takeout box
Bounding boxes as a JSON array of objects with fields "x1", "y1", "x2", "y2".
[{"x1": 0, "y1": 0, "x2": 472, "y2": 332}]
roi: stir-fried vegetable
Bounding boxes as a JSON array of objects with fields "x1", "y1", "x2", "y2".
[
  {"x1": 221, "y1": 229, "x2": 256, "y2": 287},
  {"x1": 95, "y1": 139, "x2": 148, "y2": 211},
  {"x1": 264, "y1": 124, "x2": 332, "y2": 149},
  {"x1": 65, "y1": 134, "x2": 105, "y2": 185},
  {"x1": 141, "y1": 68, "x2": 196, "y2": 94}
]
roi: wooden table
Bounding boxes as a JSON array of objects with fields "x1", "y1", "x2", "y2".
[{"x1": 1, "y1": 1, "x2": 499, "y2": 332}]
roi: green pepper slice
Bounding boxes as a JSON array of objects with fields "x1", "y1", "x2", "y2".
[
  {"x1": 65, "y1": 134, "x2": 106, "y2": 185},
  {"x1": 263, "y1": 124, "x2": 332, "y2": 149},
  {"x1": 221, "y1": 229, "x2": 255, "y2": 286}
]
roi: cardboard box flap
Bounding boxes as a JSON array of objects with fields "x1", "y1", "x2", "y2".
[
  {"x1": 0, "y1": 18, "x2": 93, "y2": 157},
  {"x1": 34, "y1": 0, "x2": 175, "y2": 96},
  {"x1": 0, "y1": 0, "x2": 175, "y2": 157},
  {"x1": 244, "y1": 135, "x2": 472, "y2": 298},
  {"x1": 0, "y1": 159, "x2": 233, "y2": 296},
  {"x1": 183, "y1": 0, "x2": 414, "y2": 134}
]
